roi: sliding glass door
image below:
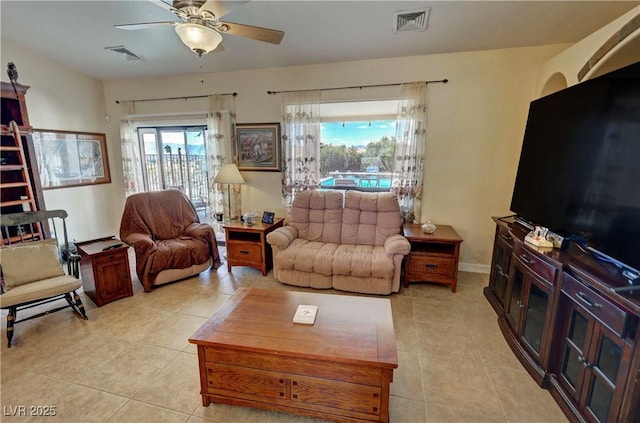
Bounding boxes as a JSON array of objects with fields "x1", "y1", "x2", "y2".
[{"x1": 138, "y1": 126, "x2": 209, "y2": 218}]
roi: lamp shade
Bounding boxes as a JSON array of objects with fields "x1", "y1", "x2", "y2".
[
  {"x1": 174, "y1": 23, "x2": 222, "y2": 57},
  {"x1": 214, "y1": 164, "x2": 245, "y2": 184}
]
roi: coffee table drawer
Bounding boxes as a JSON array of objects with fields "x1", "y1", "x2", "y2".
[
  {"x1": 206, "y1": 362, "x2": 382, "y2": 418},
  {"x1": 292, "y1": 375, "x2": 381, "y2": 416},
  {"x1": 207, "y1": 363, "x2": 287, "y2": 400},
  {"x1": 206, "y1": 348, "x2": 382, "y2": 386}
]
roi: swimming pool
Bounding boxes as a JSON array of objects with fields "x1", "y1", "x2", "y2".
[{"x1": 321, "y1": 175, "x2": 392, "y2": 189}]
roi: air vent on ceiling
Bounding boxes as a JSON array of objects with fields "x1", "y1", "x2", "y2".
[
  {"x1": 105, "y1": 45, "x2": 143, "y2": 61},
  {"x1": 393, "y1": 7, "x2": 430, "y2": 33}
]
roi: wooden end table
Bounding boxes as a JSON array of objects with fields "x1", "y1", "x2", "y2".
[
  {"x1": 76, "y1": 236, "x2": 133, "y2": 306},
  {"x1": 223, "y1": 218, "x2": 284, "y2": 275},
  {"x1": 189, "y1": 288, "x2": 397, "y2": 423},
  {"x1": 402, "y1": 224, "x2": 463, "y2": 292}
]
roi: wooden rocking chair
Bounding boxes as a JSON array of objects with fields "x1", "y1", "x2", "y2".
[{"x1": 0, "y1": 210, "x2": 88, "y2": 347}]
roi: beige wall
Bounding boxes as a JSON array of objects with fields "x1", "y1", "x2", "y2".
[
  {"x1": 1, "y1": 38, "x2": 121, "y2": 243},
  {"x1": 103, "y1": 44, "x2": 566, "y2": 271}
]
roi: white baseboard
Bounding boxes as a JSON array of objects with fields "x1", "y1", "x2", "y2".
[{"x1": 459, "y1": 262, "x2": 490, "y2": 274}]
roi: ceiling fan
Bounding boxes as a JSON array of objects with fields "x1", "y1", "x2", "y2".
[{"x1": 115, "y1": 0, "x2": 284, "y2": 57}]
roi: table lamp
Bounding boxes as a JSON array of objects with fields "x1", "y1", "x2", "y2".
[{"x1": 214, "y1": 163, "x2": 245, "y2": 221}]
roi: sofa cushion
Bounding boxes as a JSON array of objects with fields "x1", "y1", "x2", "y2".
[
  {"x1": 341, "y1": 191, "x2": 403, "y2": 246},
  {"x1": 277, "y1": 269, "x2": 333, "y2": 290},
  {"x1": 332, "y1": 244, "x2": 395, "y2": 279},
  {"x1": 333, "y1": 275, "x2": 393, "y2": 295},
  {"x1": 290, "y1": 191, "x2": 343, "y2": 243},
  {"x1": 275, "y1": 238, "x2": 338, "y2": 276}
]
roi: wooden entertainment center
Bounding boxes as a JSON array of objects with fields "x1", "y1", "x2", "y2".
[{"x1": 485, "y1": 217, "x2": 640, "y2": 423}]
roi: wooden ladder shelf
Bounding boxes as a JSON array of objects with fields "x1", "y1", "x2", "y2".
[{"x1": 1, "y1": 121, "x2": 41, "y2": 244}]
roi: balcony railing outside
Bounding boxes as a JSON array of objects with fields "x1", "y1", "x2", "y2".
[{"x1": 143, "y1": 153, "x2": 209, "y2": 220}]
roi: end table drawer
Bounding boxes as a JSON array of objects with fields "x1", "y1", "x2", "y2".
[
  {"x1": 406, "y1": 255, "x2": 456, "y2": 278},
  {"x1": 227, "y1": 242, "x2": 262, "y2": 261}
]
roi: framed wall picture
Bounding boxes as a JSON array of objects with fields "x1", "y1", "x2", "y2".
[
  {"x1": 235, "y1": 123, "x2": 281, "y2": 171},
  {"x1": 32, "y1": 129, "x2": 111, "y2": 189},
  {"x1": 262, "y1": 211, "x2": 275, "y2": 224}
]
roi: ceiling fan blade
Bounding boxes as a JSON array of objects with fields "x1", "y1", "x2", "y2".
[
  {"x1": 153, "y1": 0, "x2": 176, "y2": 12},
  {"x1": 114, "y1": 21, "x2": 177, "y2": 30},
  {"x1": 219, "y1": 21, "x2": 284, "y2": 44},
  {"x1": 199, "y1": 0, "x2": 248, "y2": 19}
]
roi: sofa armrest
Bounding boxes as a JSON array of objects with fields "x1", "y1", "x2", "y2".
[
  {"x1": 266, "y1": 226, "x2": 298, "y2": 250},
  {"x1": 384, "y1": 234, "x2": 411, "y2": 257}
]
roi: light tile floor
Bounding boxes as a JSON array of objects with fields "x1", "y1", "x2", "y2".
[{"x1": 0, "y1": 251, "x2": 568, "y2": 423}]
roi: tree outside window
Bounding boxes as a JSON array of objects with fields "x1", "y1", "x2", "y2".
[{"x1": 319, "y1": 120, "x2": 396, "y2": 191}]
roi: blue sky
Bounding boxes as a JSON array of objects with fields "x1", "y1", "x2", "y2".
[{"x1": 321, "y1": 120, "x2": 396, "y2": 147}]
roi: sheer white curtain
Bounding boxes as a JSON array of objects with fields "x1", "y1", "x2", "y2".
[
  {"x1": 392, "y1": 83, "x2": 428, "y2": 223},
  {"x1": 120, "y1": 101, "x2": 145, "y2": 196},
  {"x1": 206, "y1": 94, "x2": 238, "y2": 218},
  {"x1": 280, "y1": 90, "x2": 321, "y2": 208}
]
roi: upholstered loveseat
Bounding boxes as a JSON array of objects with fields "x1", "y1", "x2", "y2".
[{"x1": 266, "y1": 190, "x2": 411, "y2": 295}]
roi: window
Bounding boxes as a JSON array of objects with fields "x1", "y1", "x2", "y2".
[
  {"x1": 319, "y1": 100, "x2": 397, "y2": 192},
  {"x1": 137, "y1": 126, "x2": 209, "y2": 214}
]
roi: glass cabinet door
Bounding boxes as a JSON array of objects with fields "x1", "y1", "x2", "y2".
[
  {"x1": 507, "y1": 261, "x2": 525, "y2": 331},
  {"x1": 522, "y1": 278, "x2": 551, "y2": 357},
  {"x1": 560, "y1": 304, "x2": 590, "y2": 398},
  {"x1": 582, "y1": 327, "x2": 626, "y2": 423},
  {"x1": 558, "y1": 294, "x2": 631, "y2": 423},
  {"x1": 490, "y1": 239, "x2": 511, "y2": 307}
]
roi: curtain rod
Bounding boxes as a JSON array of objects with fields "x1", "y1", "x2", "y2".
[
  {"x1": 266, "y1": 79, "x2": 448, "y2": 95},
  {"x1": 115, "y1": 92, "x2": 237, "y2": 104}
]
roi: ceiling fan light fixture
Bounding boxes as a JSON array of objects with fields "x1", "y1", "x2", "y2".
[{"x1": 175, "y1": 23, "x2": 222, "y2": 57}]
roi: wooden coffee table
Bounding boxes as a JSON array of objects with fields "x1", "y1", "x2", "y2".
[{"x1": 189, "y1": 288, "x2": 398, "y2": 423}]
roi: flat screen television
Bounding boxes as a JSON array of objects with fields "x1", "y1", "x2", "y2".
[{"x1": 510, "y1": 60, "x2": 640, "y2": 274}]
